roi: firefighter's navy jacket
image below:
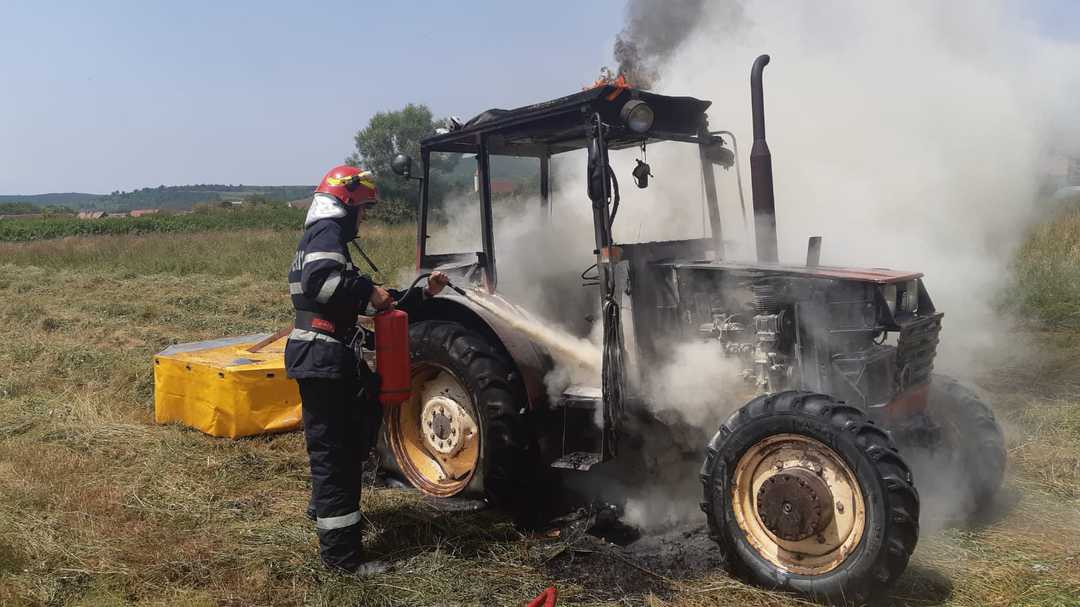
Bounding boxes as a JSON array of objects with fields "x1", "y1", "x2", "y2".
[{"x1": 284, "y1": 194, "x2": 395, "y2": 379}]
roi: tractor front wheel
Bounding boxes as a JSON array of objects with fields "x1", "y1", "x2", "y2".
[{"x1": 701, "y1": 391, "x2": 919, "y2": 604}]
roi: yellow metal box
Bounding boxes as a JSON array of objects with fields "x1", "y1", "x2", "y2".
[{"x1": 153, "y1": 334, "x2": 301, "y2": 438}]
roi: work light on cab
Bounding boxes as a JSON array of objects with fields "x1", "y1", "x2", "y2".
[{"x1": 620, "y1": 99, "x2": 654, "y2": 133}]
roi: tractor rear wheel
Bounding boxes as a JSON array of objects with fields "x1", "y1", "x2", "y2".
[
  {"x1": 701, "y1": 391, "x2": 919, "y2": 604},
  {"x1": 383, "y1": 320, "x2": 541, "y2": 522},
  {"x1": 927, "y1": 375, "x2": 1007, "y2": 511}
]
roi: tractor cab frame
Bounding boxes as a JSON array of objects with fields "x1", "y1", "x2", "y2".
[
  {"x1": 393, "y1": 73, "x2": 741, "y2": 457},
  {"x1": 404, "y1": 83, "x2": 730, "y2": 290}
]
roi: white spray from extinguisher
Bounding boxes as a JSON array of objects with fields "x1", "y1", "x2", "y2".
[{"x1": 447, "y1": 283, "x2": 602, "y2": 375}]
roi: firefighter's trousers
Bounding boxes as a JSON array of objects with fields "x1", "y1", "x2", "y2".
[{"x1": 297, "y1": 374, "x2": 382, "y2": 570}]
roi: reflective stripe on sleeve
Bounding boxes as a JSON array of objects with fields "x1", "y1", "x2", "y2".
[
  {"x1": 314, "y1": 273, "x2": 341, "y2": 304},
  {"x1": 288, "y1": 329, "x2": 342, "y2": 344},
  {"x1": 288, "y1": 282, "x2": 303, "y2": 295},
  {"x1": 315, "y1": 510, "x2": 362, "y2": 531},
  {"x1": 303, "y1": 251, "x2": 347, "y2": 266}
]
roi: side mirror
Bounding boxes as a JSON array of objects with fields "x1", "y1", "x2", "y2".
[{"x1": 391, "y1": 153, "x2": 413, "y2": 178}]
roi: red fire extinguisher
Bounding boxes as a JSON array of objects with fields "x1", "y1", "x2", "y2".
[{"x1": 374, "y1": 309, "x2": 410, "y2": 406}]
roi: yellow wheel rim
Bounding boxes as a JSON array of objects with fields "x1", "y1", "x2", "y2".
[
  {"x1": 385, "y1": 362, "x2": 481, "y2": 497},
  {"x1": 731, "y1": 434, "x2": 866, "y2": 575}
]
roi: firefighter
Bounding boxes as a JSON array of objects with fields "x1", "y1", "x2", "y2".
[{"x1": 285, "y1": 164, "x2": 448, "y2": 575}]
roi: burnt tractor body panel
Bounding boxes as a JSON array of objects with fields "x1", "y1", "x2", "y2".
[{"x1": 624, "y1": 250, "x2": 942, "y2": 420}]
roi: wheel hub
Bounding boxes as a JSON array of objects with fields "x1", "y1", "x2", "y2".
[
  {"x1": 422, "y1": 396, "x2": 470, "y2": 456},
  {"x1": 730, "y1": 434, "x2": 867, "y2": 576},
  {"x1": 386, "y1": 363, "x2": 482, "y2": 497},
  {"x1": 756, "y1": 467, "x2": 835, "y2": 541}
]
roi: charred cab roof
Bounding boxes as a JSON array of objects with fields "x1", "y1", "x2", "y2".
[{"x1": 421, "y1": 86, "x2": 713, "y2": 157}]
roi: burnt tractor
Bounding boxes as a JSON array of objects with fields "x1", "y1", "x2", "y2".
[{"x1": 377, "y1": 55, "x2": 1007, "y2": 602}]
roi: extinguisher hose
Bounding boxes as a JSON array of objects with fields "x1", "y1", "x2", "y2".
[{"x1": 392, "y1": 272, "x2": 467, "y2": 308}]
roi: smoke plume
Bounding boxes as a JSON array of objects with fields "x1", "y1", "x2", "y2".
[
  {"x1": 425, "y1": 1, "x2": 1080, "y2": 533},
  {"x1": 659, "y1": 1, "x2": 1080, "y2": 375},
  {"x1": 612, "y1": 0, "x2": 722, "y2": 89},
  {"x1": 610, "y1": 0, "x2": 1080, "y2": 529}
]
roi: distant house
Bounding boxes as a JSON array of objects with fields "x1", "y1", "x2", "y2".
[
  {"x1": 491, "y1": 180, "x2": 515, "y2": 194},
  {"x1": 472, "y1": 170, "x2": 516, "y2": 194},
  {"x1": 129, "y1": 208, "x2": 160, "y2": 217},
  {"x1": 77, "y1": 211, "x2": 106, "y2": 220},
  {"x1": 287, "y1": 198, "x2": 311, "y2": 210}
]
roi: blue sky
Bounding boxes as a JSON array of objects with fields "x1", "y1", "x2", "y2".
[
  {"x1": 0, "y1": 0, "x2": 1074, "y2": 194},
  {"x1": 0, "y1": 0, "x2": 623, "y2": 194}
]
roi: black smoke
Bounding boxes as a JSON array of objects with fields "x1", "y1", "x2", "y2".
[{"x1": 613, "y1": 0, "x2": 719, "y2": 89}]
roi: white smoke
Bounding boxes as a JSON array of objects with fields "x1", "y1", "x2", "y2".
[
  {"x1": 595, "y1": 0, "x2": 1080, "y2": 531},
  {"x1": 641, "y1": 342, "x2": 747, "y2": 428},
  {"x1": 418, "y1": 2, "x2": 1080, "y2": 532},
  {"x1": 656, "y1": 0, "x2": 1080, "y2": 376}
]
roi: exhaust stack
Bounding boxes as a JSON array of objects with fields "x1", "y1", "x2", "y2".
[{"x1": 750, "y1": 54, "x2": 779, "y2": 263}]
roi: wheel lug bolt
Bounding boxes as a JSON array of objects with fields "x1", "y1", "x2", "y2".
[{"x1": 836, "y1": 502, "x2": 844, "y2": 513}]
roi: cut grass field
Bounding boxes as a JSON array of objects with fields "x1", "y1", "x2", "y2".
[{"x1": 0, "y1": 221, "x2": 1078, "y2": 606}]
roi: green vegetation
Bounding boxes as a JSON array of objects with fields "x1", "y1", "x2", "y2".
[
  {"x1": 348, "y1": 104, "x2": 544, "y2": 213},
  {"x1": 0, "y1": 200, "x2": 418, "y2": 243},
  {"x1": 0, "y1": 185, "x2": 314, "y2": 213},
  {"x1": 0, "y1": 206, "x2": 307, "y2": 242},
  {"x1": 0, "y1": 192, "x2": 99, "y2": 208},
  {"x1": 0, "y1": 217, "x2": 1077, "y2": 605},
  {"x1": 1010, "y1": 208, "x2": 1080, "y2": 327},
  {"x1": 91, "y1": 184, "x2": 314, "y2": 212},
  {"x1": 349, "y1": 103, "x2": 444, "y2": 208},
  {"x1": 0, "y1": 224, "x2": 415, "y2": 283},
  {"x1": 0, "y1": 202, "x2": 74, "y2": 216}
]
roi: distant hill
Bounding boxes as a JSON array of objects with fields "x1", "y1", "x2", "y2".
[
  {"x1": 0, "y1": 193, "x2": 100, "y2": 207},
  {"x1": 0, "y1": 185, "x2": 315, "y2": 213}
]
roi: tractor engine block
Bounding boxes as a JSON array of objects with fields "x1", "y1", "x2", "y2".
[{"x1": 694, "y1": 286, "x2": 796, "y2": 395}]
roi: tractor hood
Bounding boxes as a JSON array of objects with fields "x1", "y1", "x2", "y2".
[{"x1": 666, "y1": 260, "x2": 923, "y2": 284}]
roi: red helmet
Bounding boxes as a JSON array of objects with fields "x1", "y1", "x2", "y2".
[{"x1": 315, "y1": 165, "x2": 377, "y2": 206}]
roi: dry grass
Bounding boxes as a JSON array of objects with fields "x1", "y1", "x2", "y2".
[{"x1": 0, "y1": 226, "x2": 1077, "y2": 606}]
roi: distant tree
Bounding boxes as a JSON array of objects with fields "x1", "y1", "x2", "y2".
[
  {"x1": 0, "y1": 202, "x2": 39, "y2": 215},
  {"x1": 348, "y1": 103, "x2": 457, "y2": 207}
]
